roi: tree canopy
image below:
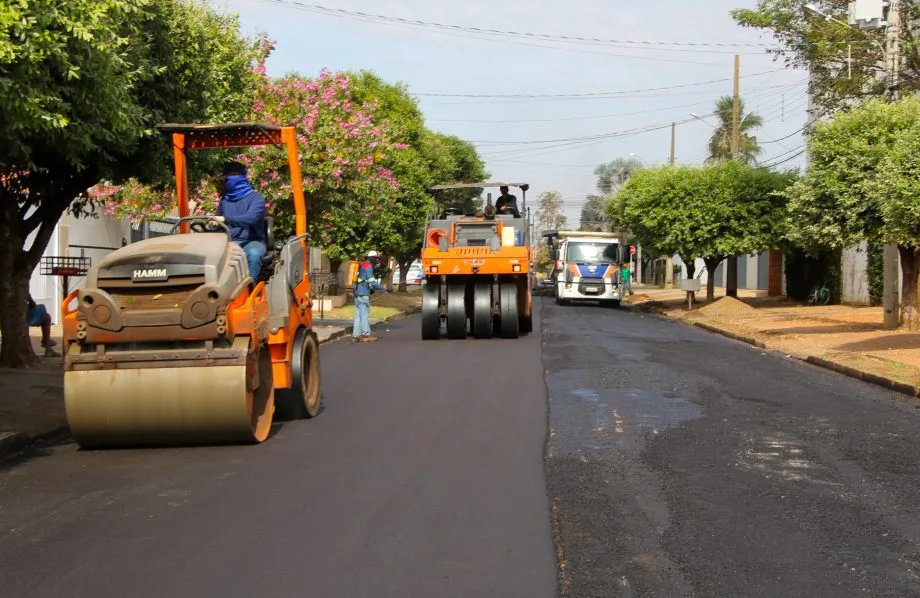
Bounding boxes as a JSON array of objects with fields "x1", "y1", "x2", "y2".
[
  {"x1": 612, "y1": 161, "x2": 796, "y2": 299},
  {"x1": 579, "y1": 195, "x2": 607, "y2": 232},
  {"x1": 731, "y1": 1, "x2": 919, "y2": 113},
  {"x1": 0, "y1": 0, "x2": 266, "y2": 367},
  {"x1": 707, "y1": 95, "x2": 764, "y2": 164},
  {"x1": 536, "y1": 190, "x2": 567, "y2": 233},
  {"x1": 784, "y1": 95, "x2": 920, "y2": 327}
]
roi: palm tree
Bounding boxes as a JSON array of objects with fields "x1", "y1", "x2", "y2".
[
  {"x1": 593, "y1": 156, "x2": 643, "y2": 195},
  {"x1": 706, "y1": 95, "x2": 763, "y2": 165}
]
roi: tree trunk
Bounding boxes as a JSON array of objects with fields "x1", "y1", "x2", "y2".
[
  {"x1": 0, "y1": 173, "x2": 94, "y2": 367},
  {"x1": 703, "y1": 256, "x2": 724, "y2": 303},
  {"x1": 0, "y1": 201, "x2": 38, "y2": 368},
  {"x1": 0, "y1": 260, "x2": 35, "y2": 368},
  {"x1": 899, "y1": 245, "x2": 920, "y2": 330},
  {"x1": 396, "y1": 254, "x2": 415, "y2": 292},
  {"x1": 328, "y1": 258, "x2": 343, "y2": 295}
]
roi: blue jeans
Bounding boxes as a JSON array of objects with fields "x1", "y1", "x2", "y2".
[
  {"x1": 353, "y1": 295, "x2": 371, "y2": 338},
  {"x1": 27, "y1": 304, "x2": 48, "y2": 327},
  {"x1": 236, "y1": 240, "x2": 266, "y2": 281}
]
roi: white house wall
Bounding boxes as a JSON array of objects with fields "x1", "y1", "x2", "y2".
[
  {"x1": 672, "y1": 253, "x2": 770, "y2": 291},
  {"x1": 29, "y1": 211, "x2": 132, "y2": 324},
  {"x1": 27, "y1": 223, "x2": 62, "y2": 323},
  {"x1": 842, "y1": 243, "x2": 871, "y2": 305}
]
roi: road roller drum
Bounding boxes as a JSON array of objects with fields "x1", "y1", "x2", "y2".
[{"x1": 60, "y1": 123, "x2": 323, "y2": 450}]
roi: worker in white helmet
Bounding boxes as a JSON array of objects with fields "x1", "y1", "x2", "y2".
[{"x1": 353, "y1": 250, "x2": 387, "y2": 342}]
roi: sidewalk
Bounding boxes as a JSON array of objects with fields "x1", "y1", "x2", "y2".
[
  {"x1": 0, "y1": 293, "x2": 421, "y2": 460},
  {"x1": 623, "y1": 285, "x2": 920, "y2": 397}
]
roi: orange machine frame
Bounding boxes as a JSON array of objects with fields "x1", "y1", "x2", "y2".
[
  {"x1": 62, "y1": 123, "x2": 312, "y2": 390},
  {"x1": 421, "y1": 215, "x2": 532, "y2": 277}
]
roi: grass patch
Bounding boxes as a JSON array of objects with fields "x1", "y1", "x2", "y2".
[{"x1": 320, "y1": 305, "x2": 401, "y2": 321}]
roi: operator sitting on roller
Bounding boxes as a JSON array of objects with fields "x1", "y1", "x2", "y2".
[
  {"x1": 215, "y1": 161, "x2": 267, "y2": 281},
  {"x1": 495, "y1": 186, "x2": 521, "y2": 218}
]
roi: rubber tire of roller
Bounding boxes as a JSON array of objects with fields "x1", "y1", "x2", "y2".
[
  {"x1": 519, "y1": 310, "x2": 533, "y2": 334},
  {"x1": 275, "y1": 328, "x2": 322, "y2": 420},
  {"x1": 472, "y1": 283, "x2": 493, "y2": 339},
  {"x1": 446, "y1": 282, "x2": 467, "y2": 339},
  {"x1": 421, "y1": 282, "x2": 441, "y2": 340},
  {"x1": 499, "y1": 282, "x2": 519, "y2": 339}
]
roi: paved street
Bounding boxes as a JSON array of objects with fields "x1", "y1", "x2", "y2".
[
  {"x1": 5, "y1": 298, "x2": 920, "y2": 597},
  {"x1": 543, "y1": 299, "x2": 920, "y2": 598},
  {"x1": 0, "y1": 312, "x2": 555, "y2": 598}
]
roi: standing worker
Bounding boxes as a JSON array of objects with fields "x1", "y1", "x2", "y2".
[
  {"x1": 353, "y1": 250, "x2": 387, "y2": 342},
  {"x1": 621, "y1": 261, "x2": 634, "y2": 296}
]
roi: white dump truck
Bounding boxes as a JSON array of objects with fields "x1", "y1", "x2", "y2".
[{"x1": 543, "y1": 230, "x2": 629, "y2": 307}]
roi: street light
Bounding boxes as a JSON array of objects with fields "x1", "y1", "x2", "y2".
[{"x1": 804, "y1": 3, "x2": 884, "y2": 53}]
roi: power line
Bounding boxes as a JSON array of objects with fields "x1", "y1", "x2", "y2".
[
  {"x1": 253, "y1": 0, "x2": 874, "y2": 52},
  {"x1": 412, "y1": 70, "x2": 791, "y2": 99}
]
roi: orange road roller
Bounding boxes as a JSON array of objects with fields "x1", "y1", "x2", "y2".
[
  {"x1": 61, "y1": 123, "x2": 322, "y2": 448},
  {"x1": 420, "y1": 182, "x2": 534, "y2": 340}
]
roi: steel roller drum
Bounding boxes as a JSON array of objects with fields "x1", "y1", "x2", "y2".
[{"x1": 64, "y1": 347, "x2": 275, "y2": 448}]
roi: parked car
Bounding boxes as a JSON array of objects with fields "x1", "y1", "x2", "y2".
[{"x1": 392, "y1": 263, "x2": 424, "y2": 285}]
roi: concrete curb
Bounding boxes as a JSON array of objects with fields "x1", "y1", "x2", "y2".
[
  {"x1": 0, "y1": 304, "x2": 422, "y2": 462},
  {"x1": 0, "y1": 425, "x2": 70, "y2": 462},
  {"x1": 804, "y1": 355, "x2": 920, "y2": 398},
  {"x1": 690, "y1": 321, "x2": 767, "y2": 349},
  {"x1": 685, "y1": 319, "x2": 920, "y2": 399},
  {"x1": 661, "y1": 312, "x2": 920, "y2": 400},
  {"x1": 316, "y1": 304, "x2": 421, "y2": 344}
]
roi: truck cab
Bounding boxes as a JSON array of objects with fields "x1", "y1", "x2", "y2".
[{"x1": 544, "y1": 230, "x2": 626, "y2": 307}]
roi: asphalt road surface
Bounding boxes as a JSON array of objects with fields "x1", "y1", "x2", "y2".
[
  {"x1": 543, "y1": 298, "x2": 920, "y2": 598},
  {"x1": 0, "y1": 311, "x2": 556, "y2": 598},
  {"x1": 7, "y1": 297, "x2": 920, "y2": 598}
]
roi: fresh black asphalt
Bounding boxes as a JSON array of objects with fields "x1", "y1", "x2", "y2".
[{"x1": 4, "y1": 297, "x2": 920, "y2": 597}]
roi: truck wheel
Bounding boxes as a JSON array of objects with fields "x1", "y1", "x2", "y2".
[
  {"x1": 499, "y1": 282, "x2": 519, "y2": 339},
  {"x1": 472, "y1": 283, "x2": 493, "y2": 339},
  {"x1": 421, "y1": 282, "x2": 441, "y2": 340},
  {"x1": 446, "y1": 282, "x2": 467, "y2": 339}
]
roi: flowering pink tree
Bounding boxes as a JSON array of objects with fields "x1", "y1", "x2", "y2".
[
  {"x1": 97, "y1": 38, "x2": 406, "y2": 266},
  {"x1": 243, "y1": 64, "x2": 406, "y2": 264}
]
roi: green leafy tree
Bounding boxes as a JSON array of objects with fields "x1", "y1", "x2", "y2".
[
  {"x1": 613, "y1": 162, "x2": 795, "y2": 301},
  {"x1": 536, "y1": 190, "x2": 567, "y2": 233},
  {"x1": 784, "y1": 95, "x2": 920, "y2": 328},
  {"x1": 579, "y1": 195, "x2": 607, "y2": 231},
  {"x1": 241, "y1": 67, "x2": 405, "y2": 272},
  {"x1": 707, "y1": 95, "x2": 764, "y2": 164},
  {"x1": 429, "y1": 134, "x2": 490, "y2": 214},
  {"x1": 0, "y1": 0, "x2": 264, "y2": 367},
  {"x1": 731, "y1": 1, "x2": 918, "y2": 112},
  {"x1": 345, "y1": 70, "x2": 433, "y2": 289}
]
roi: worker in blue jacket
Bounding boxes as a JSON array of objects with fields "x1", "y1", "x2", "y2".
[
  {"x1": 215, "y1": 161, "x2": 267, "y2": 281},
  {"x1": 353, "y1": 250, "x2": 387, "y2": 342}
]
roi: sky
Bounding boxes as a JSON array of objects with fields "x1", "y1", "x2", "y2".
[{"x1": 214, "y1": 0, "x2": 811, "y2": 225}]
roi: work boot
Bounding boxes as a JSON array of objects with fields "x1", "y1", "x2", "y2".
[{"x1": 360, "y1": 335, "x2": 378, "y2": 342}]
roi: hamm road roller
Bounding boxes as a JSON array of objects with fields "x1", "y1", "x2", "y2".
[
  {"x1": 420, "y1": 182, "x2": 533, "y2": 340},
  {"x1": 61, "y1": 123, "x2": 322, "y2": 449}
]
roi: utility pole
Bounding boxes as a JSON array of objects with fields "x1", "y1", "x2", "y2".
[
  {"x1": 726, "y1": 54, "x2": 741, "y2": 298},
  {"x1": 883, "y1": 0, "x2": 901, "y2": 328},
  {"x1": 731, "y1": 54, "x2": 741, "y2": 158},
  {"x1": 670, "y1": 122, "x2": 676, "y2": 166}
]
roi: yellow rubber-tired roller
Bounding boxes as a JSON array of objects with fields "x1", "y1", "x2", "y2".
[{"x1": 60, "y1": 123, "x2": 323, "y2": 450}]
